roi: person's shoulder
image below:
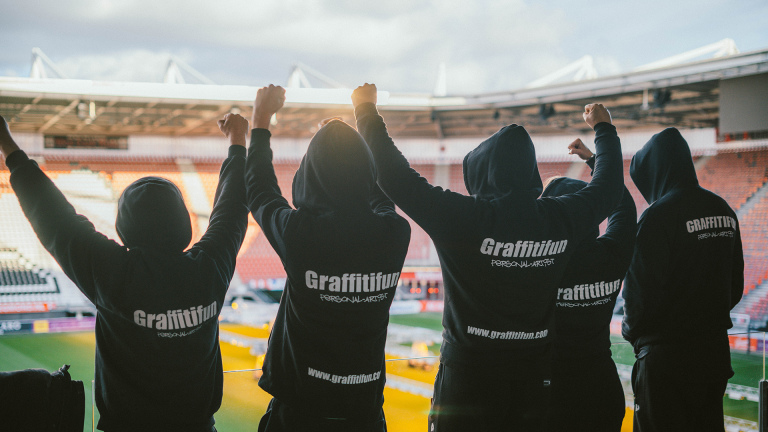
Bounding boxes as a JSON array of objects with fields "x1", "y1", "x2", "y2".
[
  {"x1": 695, "y1": 186, "x2": 737, "y2": 214},
  {"x1": 656, "y1": 186, "x2": 734, "y2": 216},
  {"x1": 533, "y1": 194, "x2": 572, "y2": 219},
  {"x1": 636, "y1": 201, "x2": 669, "y2": 229},
  {"x1": 369, "y1": 211, "x2": 411, "y2": 238},
  {"x1": 647, "y1": 195, "x2": 676, "y2": 212}
]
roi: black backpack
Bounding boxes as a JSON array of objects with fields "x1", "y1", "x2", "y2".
[{"x1": 0, "y1": 364, "x2": 86, "y2": 432}]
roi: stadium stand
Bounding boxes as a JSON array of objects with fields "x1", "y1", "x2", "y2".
[
  {"x1": 231, "y1": 161, "x2": 298, "y2": 283},
  {"x1": 695, "y1": 150, "x2": 768, "y2": 324},
  {"x1": 731, "y1": 183, "x2": 768, "y2": 324},
  {"x1": 42, "y1": 155, "x2": 205, "y2": 242},
  {"x1": 0, "y1": 188, "x2": 54, "y2": 269},
  {"x1": 195, "y1": 170, "x2": 221, "y2": 206},
  {"x1": 237, "y1": 234, "x2": 285, "y2": 283},
  {"x1": 698, "y1": 150, "x2": 768, "y2": 211},
  {"x1": 0, "y1": 144, "x2": 766, "y2": 320},
  {"x1": 0, "y1": 247, "x2": 61, "y2": 313},
  {"x1": 537, "y1": 162, "x2": 574, "y2": 187}
]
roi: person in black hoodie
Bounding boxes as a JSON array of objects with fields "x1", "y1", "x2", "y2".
[
  {"x1": 245, "y1": 85, "x2": 411, "y2": 432},
  {"x1": 542, "y1": 138, "x2": 637, "y2": 432},
  {"x1": 351, "y1": 83, "x2": 625, "y2": 432},
  {"x1": 622, "y1": 128, "x2": 744, "y2": 432},
  {"x1": 0, "y1": 113, "x2": 249, "y2": 432}
]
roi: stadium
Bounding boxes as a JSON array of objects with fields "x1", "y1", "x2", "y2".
[{"x1": 0, "y1": 39, "x2": 767, "y2": 432}]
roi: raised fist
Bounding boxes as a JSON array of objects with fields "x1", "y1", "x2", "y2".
[
  {"x1": 253, "y1": 84, "x2": 286, "y2": 129},
  {"x1": 217, "y1": 113, "x2": 249, "y2": 147},
  {"x1": 583, "y1": 103, "x2": 612, "y2": 129},
  {"x1": 351, "y1": 83, "x2": 377, "y2": 108},
  {"x1": 568, "y1": 138, "x2": 594, "y2": 161}
]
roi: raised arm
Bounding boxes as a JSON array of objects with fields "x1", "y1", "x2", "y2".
[
  {"x1": 557, "y1": 141, "x2": 637, "y2": 271},
  {"x1": 1, "y1": 116, "x2": 126, "y2": 304},
  {"x1": 367, "y1": 183, "x2": 394, "y2": 214},
  {"x1": 352, "y1": 83, "x2": 474, "y2": 236},
  {"x1": 548, "y1": 105, "x2": 625, "y2": 242},
  {"x1": 244, "y1": 85, "x2": 294, "y2": 257},
  {"x1": 591, "y1": 189, "x2": 637, "y2": 270},
  {"x1": 585, "y1": 141, "x2": 637, "y2": 267},
  {"x1": 189, "y1": 113, "x2": 249, "y2": 280}
]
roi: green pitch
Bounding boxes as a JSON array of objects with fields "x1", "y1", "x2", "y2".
[
  {"x1": 0, "y1": 332, "x2": 100, "y2": 432},
  {"x1": 0, "y1": 331, "x2": 271, "y2": 432},
  {"x1": 390, "y1": 312, "x2": 444, "y2": 331},
  {"x1": 0, "y1": 314, "x2": 762, "y2": 429}
]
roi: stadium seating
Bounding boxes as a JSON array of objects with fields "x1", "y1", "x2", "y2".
[
  {"x1": 735, "y1": 189, "x2": 768, "y2": 323},
  {"x1": 698, "y1": 150, "x2": 768, "y2": 211},
  {"x1": 0, "y1": 147, "x2": 766, "y2": 320},
  {"x1": 0, "y1": 247, "x2": 62, "y2": 313},
  {"x1": 538, "y1": 162, "x2": 574, "y2": 186},
  {"x1": 231, "y1": 162, "x2": 298, "y2": 283}
]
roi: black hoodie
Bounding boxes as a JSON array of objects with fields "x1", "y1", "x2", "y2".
[
  {"x1": 541, "y1": 161, "x2": 637, "y2": 360},
  {"x1": 7, "y1": 146, "x2": 248, "y2": 432},
  {"x1": 622, "y1": 128, "x2": 744, "y2": 370},
  {"x1": 355, "y1": 103, "x2": 624, "y2": 376},
  {"x1": 245, "y1": 121, "x2": 410, "y2": 420}
]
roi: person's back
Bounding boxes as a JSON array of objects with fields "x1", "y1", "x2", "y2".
[
  {"x1": 90, "y1": 238, "x2": 236, "y2": 430},
  {"x1": 541, "y1": 140, "x2": 637, "y2": 432},
  {"x1": 622, "y1": 127, "x2": 744, "y2": 431},
  {"x1": 245, "y1": 86, "x2": 410, "y2": 431},
  {"x1": 351, "y1": 84, "x2": 625, "y2": 431},
  {"x1": 0, "y1": 114, "x2": 250, "y2": 432}
]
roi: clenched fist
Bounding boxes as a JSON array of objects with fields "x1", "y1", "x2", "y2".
[
  {"x1": 351, "y1": 83, "x2": 377, "y2": 108},
  {"x1": 568, "y1": 138, "x2": 594, "y2": 161},
  {"x1": 583, "y1": 103, "x2": 612, "y2": 130},
  {"x1": 253, "y1": 84, "x2": 286, "y2": 130},
  {"x1": 217, "y1": 113, "x2": 249, "y2": 147}
]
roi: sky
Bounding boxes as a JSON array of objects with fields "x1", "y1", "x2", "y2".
[{"x1": 1, "y1": 0, "x2": 767, "y2": 95}]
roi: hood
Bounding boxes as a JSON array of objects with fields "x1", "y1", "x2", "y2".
[
  {"x1": 542, "y1": 176, "x2": 599, "y2": 240},
  {"x1": 116, "y1": 177, "x2": 192, "y2": 251},
  {"x1": 292, "y1": 120, "x2": 376, "y2": 213},
  {"x1": 630, "y1": 127, "x2": 698, "y2": 205},
  {"x1": 463, "y1": 124, "x2": 542, "y2": 200}
]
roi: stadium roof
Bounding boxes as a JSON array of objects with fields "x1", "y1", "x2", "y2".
[{"x1": 1, "y1": 46, "x2": 767, "y2": 139}]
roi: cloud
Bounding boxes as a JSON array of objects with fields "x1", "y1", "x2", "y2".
[
  {"x1": 1, "y1": 0, "x2": 767, "y2": 93},
  {"x1": 4, "y1": 0, "x2": 582, "y2": 92}
]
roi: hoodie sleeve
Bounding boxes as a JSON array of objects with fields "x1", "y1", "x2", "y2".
[
  {"x1": 621, "y1": 209, "x2": 672, "y2": 344},
  {"x1": 369, "y1": 183, "x2": 396, "y2": 215},
  {"x1": 245, "y1": 128, "x2": 294, "y2": 258},
  {"x1": 354, "y1": 103, "x2": 476, "y2": 237},
  {"x1": 582, "y1": 157, "x2": 638, "y2": 270},
  {"x1": 564, "y1": 185, "x2": 637, "y2": 277},
  {"x1": 189, "y1": 145, "x2": 249, "y2": 281},
  {"x1": 6, "y1": 151, "x2": 128, "y2": 304},
  {"x1": 549, "y1": 123, "x2": 625, "y2": 243}
]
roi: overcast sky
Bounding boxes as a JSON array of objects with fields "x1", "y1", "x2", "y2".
[{"x1": 1, "y1": 0, "x2": 767, "y2": 94}]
